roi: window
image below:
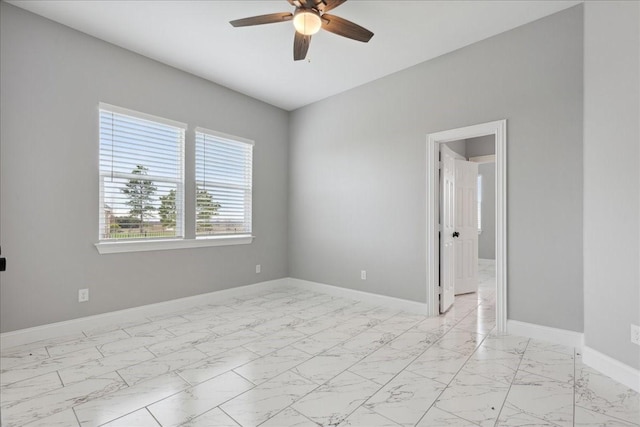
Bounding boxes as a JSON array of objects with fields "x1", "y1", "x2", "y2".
[
  {"x1": 195, "y1": 128, "x2": 253, "y2": 237},
  {"x1": 477, "y1": 174, "x2": 482, "y2": 233},
  {"x1": 99, "y1": 103, "x2": 185, "y2": 241},
  {"x1": 96, "y1": 104, "x2": 254, "y2": 253}
]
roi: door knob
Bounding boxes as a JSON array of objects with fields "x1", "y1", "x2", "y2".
[{"x1": 453, "y1": 231, "x2": 460, "y2": 238}]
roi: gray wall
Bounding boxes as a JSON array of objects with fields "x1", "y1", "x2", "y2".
[
  {"x1": 0, "y1": 3, "x2": 289, "y2": 332},
  {"x1": 289, "y1": 6, "x2": 584, "y2": 331},
  {"x1": 584, "y1": 1, "x2": 639, "y2": 369},
  {"x1": 466, "y1": 135, "x2": 496, "y2": 158},
  {"x1": 444, "y1": 140, "x2": 467, "y2": 158},
  {"x1": 478, "y1": 163, "x2": 496, "y2": 260}
]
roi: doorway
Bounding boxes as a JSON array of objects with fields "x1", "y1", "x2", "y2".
[{"x1": 426, "y1": 120, "x2": 507, "y2": 333}]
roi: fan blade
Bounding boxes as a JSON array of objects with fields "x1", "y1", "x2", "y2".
[
  {"x1": 321, "y1": 14, "x2": 373, "y2": 42},
  {"x1": 230, "y1": 12, "x2": 293, "y2": 27},
  {"x1": 294, "y1": 32, "x2": 311, "y2": 61},
  {"x1": 320, "y1": 0, "x2": 347, "y2": 12}
]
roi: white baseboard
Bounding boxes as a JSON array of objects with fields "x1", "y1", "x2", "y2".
[
  {"x1": 493, "y1": 321, "x2": 639, "y2": 392},
  {"x1": 507, "y1": 319, "x2": 584, "y2": 349},
  {"x1": 287, "y1": 278, "x2": 428, "y2": 315},
  {"x1": 0, "y1": 278, "x2": 289, "y2": 349},
  {"x1": 582, "y1": 346, "x2": 640, "y2": 393},
  {"x1": 2, "y1": 277, "x2": 425, "y2": 349}
]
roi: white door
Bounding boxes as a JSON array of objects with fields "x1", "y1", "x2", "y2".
[
  {"x1": 439, "y1": 146, "x2": 457, "y2": 313},
  {"x1": 454, "y1": 159, "x2": 479, "y2": 294}
]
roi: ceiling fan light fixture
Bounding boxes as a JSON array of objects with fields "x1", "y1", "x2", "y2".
[{"x1": 293, "y1": 10, "x2": 322, "y2": 35}]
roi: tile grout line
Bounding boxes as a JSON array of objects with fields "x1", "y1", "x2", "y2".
[
  {"x1": 217, "y1": 405, "x2": 244, "y2": 426},
  {"x1": 353, "y1": 407, "x2": 404, "y2": 427},
  {"x1": 71, "y1": 405, "x2": 82, "y2": 427},
  {"x1": 113, "y1": 369, "x2": 130, "y2": 388},
  {"x1": 282, "y1": 407, "x2": 322, "y2": 427},
  {"x1": 427, "y1": 406, "x2": 484, "y2": 427},
  {"x1": 410, "y1": 323, "x2": 496, "y2": 426},
  {"x1": 229, "y1": 368, "x2": 258, "y2": 387},
  {"x1": 249, "y1": 403, "x2": 321, "y2": 427},
  {"x1": 492, "y1": 337, "x2": 531, "y2": 426},
  {"x1": 144, "y1": 407, "x2": 162, "y2": 427},
  {"x1": 55, "y1": 369, "x2": 65, "y2": 388}
]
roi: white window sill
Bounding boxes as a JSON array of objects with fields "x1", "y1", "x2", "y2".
[{"x1": 95, "y1": 235, "x2": 254, "y2": 254}]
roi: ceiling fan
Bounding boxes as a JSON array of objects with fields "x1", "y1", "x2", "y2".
[{"x1": 230, "y1": 0, "x2": 374, "y2": 61}]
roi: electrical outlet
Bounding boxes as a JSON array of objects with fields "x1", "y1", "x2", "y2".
[
  {"x1": 256, "y1": 264, "x2": 261, "y2": 274},
  {"x1": 361, "y1": 270, "x2": 366, "y2": 280},
  {"x1": 78, "y1": 288, "x2": 89, "y2": 303},
  {"x1": 631, "y1": 324, "x2": 640, "y2": 346}
]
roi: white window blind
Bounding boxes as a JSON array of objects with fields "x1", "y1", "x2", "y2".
[
  {"x1": 477, "y1": 174, "x2": 482, "y2": 232},
  {"x1": 99, "y1": 104, "x2": 185, "y2": 241},
  {"x1": 195, "y1": 128, "x2": 253, "y2": 237}
]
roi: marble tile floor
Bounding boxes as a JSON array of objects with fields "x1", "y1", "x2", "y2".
[{"x1": 1, "y1": 270, "x2": 638, "y2": 426}]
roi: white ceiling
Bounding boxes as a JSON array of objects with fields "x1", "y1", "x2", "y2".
[{"x1": 9, "y1": 0, "x2": 581, "y2": 111}]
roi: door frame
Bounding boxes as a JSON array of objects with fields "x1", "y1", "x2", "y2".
[{"x1": 426, "y1": 120, "x2": 507, "y2": 333}]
